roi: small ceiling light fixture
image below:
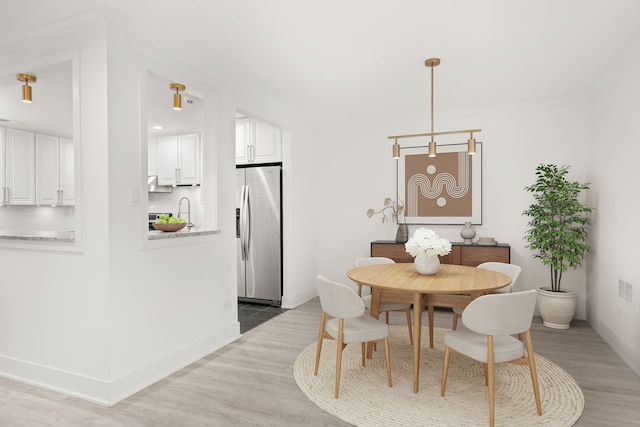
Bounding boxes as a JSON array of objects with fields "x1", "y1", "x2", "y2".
[
  {"x1": 392, "y1": 139, "x2": 400, "y2": 159},
  {"x1": 17, "y1": 73, "x2": 37, "y2": 103},
  {"x1": 170, "y1": 83, "x2": 185, "y2": 110},
  {"x1": 388, "y1": 58, "x2": 481, "y2": 159},
  {"x1": 467, "y1": 132, "x2": 476, "y2": 155}
]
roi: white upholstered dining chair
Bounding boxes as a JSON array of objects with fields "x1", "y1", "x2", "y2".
[
  {"x1": 452, "y1": 262, "x2": 522, "y2": 330},
  {"x1": 314, "y1": 275, "x2": 393, "y2": 398},
  {"x1": 441, "y1": 289, "x2": 542, "y2": 427},
  {"x1": 354, "y1": 257, "x2": 413, "y2": 345}
]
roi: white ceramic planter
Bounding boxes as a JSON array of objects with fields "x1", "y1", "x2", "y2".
[{"x1": 536, "y1": 287, "x2": 577, "y2": 329}]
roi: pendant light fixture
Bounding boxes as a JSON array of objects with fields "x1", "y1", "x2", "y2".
[
  {"x1": 17, "y1": 73, "x2": 37, "y2": 103},
  {"x1": 392, "y1": 139, "x2": 400, "y2": 159},
  {"x1": 389, "y1": 58, "x2": 481, "y2": 158},
  {"x1": 170, "y1": 83, "x2": 185, "y2": 110},
  {"x1": 467, "y1": 132, "x2": 477, "y2": 155},
  {"x1": 426, "y1": 58, "x2": 439, "y2": 157}
]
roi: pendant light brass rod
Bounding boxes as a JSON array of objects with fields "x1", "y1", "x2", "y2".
[
  {"x1": 388, "y1": 129, "x2": 482, "y2": 140},
  {"x1": 431, "y1": 64, "x2": 435, "y2": 142}
]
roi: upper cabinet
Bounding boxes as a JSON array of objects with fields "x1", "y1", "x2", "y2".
[
  {"x1": 4, "y1": 128, "x2": 35, "y2": 205},
  {"x1": 0, "y1": 129, "x2": 4, "y2": 204},
  {"x1": 58, "y1": 138, "x2": 75, "y2": 205},
  {"x1": 148, "y1": 137, "x2": 158, "y2": 176},
  {"x1": 153, "y1": 132, "x2": 201, "y2": 185},
  {"x1": 0, "y1": 128, "x2": 74, "y2": 206},
  {"x1": 35, "y1": 134, "x2": 75, "y2": 205},
  {"x1": 236, "y1": 117, "x2": 282, "y2": 165}
]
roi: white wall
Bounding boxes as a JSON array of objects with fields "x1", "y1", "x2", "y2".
[
  {"x1": 0, "y1": 7, "x2": 320, "y2": 405},
  {"x1": 588, "y1": 31, "x2": 640, "y2": 377},
  {"x1": 0, "y1": 20, "x2": 113, "y2": 400},
  {"x1": 103, "y1": 24, "x2": 241, "y2": 403},
  {"x1": 314, "y1": 98, "x2": 592, "y2": 319}
]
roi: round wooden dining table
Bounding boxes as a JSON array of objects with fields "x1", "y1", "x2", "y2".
[{"x1": 347, "y1": 262, "x2": 511, "y2": 394}]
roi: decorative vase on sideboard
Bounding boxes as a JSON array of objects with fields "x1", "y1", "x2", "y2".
[
  {"x1": 536, "y1": 287, "x2": 577, "y2": 329},
  {"x1": 396, "y1": 223, "x2": 409, "y2": 243},
  {"x1": 414, "y1": 254, "x2": 440, "y2": 275},
  {"x1": 460, "y1": 221, "x2": 476, "y2": 245}
]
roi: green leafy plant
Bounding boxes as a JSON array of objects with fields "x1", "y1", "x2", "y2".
[{"x1": 522, "y1": 164, "x2": 592, "y2": 292}]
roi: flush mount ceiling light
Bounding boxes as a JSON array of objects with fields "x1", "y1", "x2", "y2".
[
  {"x1": 17, "y1": 73, "x2": 37, "y2": 103},
  {"x1": 170, "y1": 83, "x2": 185, "y2": 110},
  {"x1": 389, "y1": 58, "x2": 481, "y2": 158}
]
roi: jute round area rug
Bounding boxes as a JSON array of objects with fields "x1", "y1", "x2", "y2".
[{"x1": 294, "y1": 326, "x2": 584, "y2": 427}]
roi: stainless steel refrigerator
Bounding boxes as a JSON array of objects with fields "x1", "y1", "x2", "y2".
[{"x1": 236, "y1": 164, "x2": 282, "y2": 305}]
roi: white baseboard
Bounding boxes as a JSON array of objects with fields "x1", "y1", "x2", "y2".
[
  {"x1": 282, "y1": 288, "x2": 317, "y2": 309},
  {"x1": 0, "y1": 322, "x2": 241, "y2": 406},
  {"x1": 109, "y1": 322, "x2": 240, "y2": 405},
  {"x1": 590, "y1": 318, "x2": 640, "y2": 378},
  {"x1": 0, "y1": 355, "x2": 111, "y2": 406}
]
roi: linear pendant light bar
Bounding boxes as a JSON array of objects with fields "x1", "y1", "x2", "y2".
[
  {"x1": 389, "y1": 58, "x2": 481, "y2": 158},
  {"x1": 388, "y1": 128, "x2": 482, "y2": 140}
]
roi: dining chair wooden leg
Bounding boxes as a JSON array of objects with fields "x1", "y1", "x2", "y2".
[
  {"x1": 361, "y1": 342, "x2": 366, "y2": 366},
  {"x1": 404, "y1": 308, "x2": 414, "y2": 345},
  {"x1": 314, "y1": 311, "x2": 327, "y2": 376},
  {"x1": 383, "y1": 337, "x2": 392, "y2": 387},
  {"x1": 428, "y1": 305, "x2": 435, "y2": 348},
  {"x1": 524, "y1": 330, "x2": 543, "y2": 415},
  {"x1": 385, "y1": 311, "x2": 390, "y2": 324},
  {"x1": 335, "y1": 319, "x2": 345, "y2": 398},
  {"x1": 371, "y1": 311, "x2": 381, "y2": 353},
  {"x1": 452, "y1": 311, "x2": 460, "y2": 331},
  {"x1": 441, "y1": 345, "x2": 451, "y2": 396},
  {"x1": 487, "y1": 336, "x2": 495, "y2": 427}
]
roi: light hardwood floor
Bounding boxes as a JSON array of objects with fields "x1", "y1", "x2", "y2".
[{"x1": 0, "y1": 298, "x2": 638, "y2": 426}]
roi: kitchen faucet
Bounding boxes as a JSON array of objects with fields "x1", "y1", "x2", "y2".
[{"x1": 178, "y1": 197, "x2": 194, "y2": 229}]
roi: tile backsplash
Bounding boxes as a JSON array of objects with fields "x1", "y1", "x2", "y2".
[{"x1": 0, "y1": 205, "x2": 75, "y2": 231}]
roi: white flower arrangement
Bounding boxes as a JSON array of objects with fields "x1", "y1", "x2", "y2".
[{"x1": 405, "y1": 228, "x2": 452, "y2": 257}]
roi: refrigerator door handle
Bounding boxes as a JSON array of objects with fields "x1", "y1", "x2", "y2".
[
  {"x1": 240, "y1": 184, "x2": 247, "y2": 261},
  {"x1": 243, "y1": 183, "x2": 251, "y2": 259}
]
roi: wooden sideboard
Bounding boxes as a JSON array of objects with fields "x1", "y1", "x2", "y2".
[{"x1": 370, "y1": 240, "x2": 510, "y2": 267}]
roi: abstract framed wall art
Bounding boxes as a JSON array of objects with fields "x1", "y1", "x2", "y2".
[{"x1": 397, "y1": 142, "x2": 482, "y2": 224}]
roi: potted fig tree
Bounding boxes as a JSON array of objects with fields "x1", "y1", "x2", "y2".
[{"x1": 522, "y1": 164, "x2": 592, "y2": 329}]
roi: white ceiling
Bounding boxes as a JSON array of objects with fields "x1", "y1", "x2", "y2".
[{"x1": 2, "y1": 0, "x2": 640, "y2": 128}]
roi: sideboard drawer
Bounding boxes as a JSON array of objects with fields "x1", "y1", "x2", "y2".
[
  {"x1": 371, "y1": 242, "x2": 413, "y2": 263},
  {"x1": 460, "y1": 245, "x2": 510, "y2": 267},
  {"x1": 370, "y1": 240, "x2": 510, "y2": 266}
]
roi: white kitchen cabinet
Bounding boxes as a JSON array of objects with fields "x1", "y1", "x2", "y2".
[
  {"x1": 4, "y1": 128, "x2": 35, "y2": 205},
  {"x1": 236, "y1": 118, "x2": 282, "y2": 165},
  {"x1": 177, "y1": 133, "x2": 200, "y2": 184},
  {"x1": 156, "y1": 132, "x2": 201, "y2": 185},
  {"x1": 0, "y1": 128, "x2": 4, "y2": 205},
  {"x1": 35, "y1": 133, "x2": 59, "y2": 205},
  {"x1": 235, "y1": 118, "x2": 251, "y2": 164},
  {"x1": 59, "y1": 138, "x2": 75, "y2": 204},
  {"x1": 148, "y1": 136, "x2": 158, "y2": 176},
  {"x1": 35, "y1": 134, "x2": 75, "y2": 206}
]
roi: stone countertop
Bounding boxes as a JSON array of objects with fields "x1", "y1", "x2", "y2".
[
  {"x1": 0, "y1": 230, "x2": 75, "y2": 243},
  {"x1": 0, "y1": 228, "x2": 221, "y2": 243},
  {"x1": 148, "y1": 228, "x2": 220, "y2": 240}
]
